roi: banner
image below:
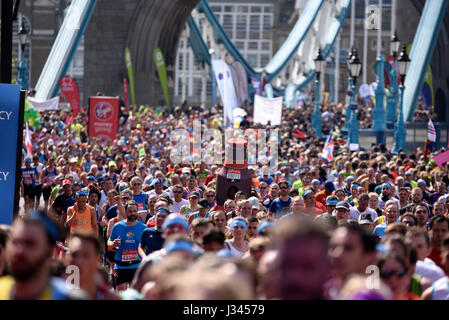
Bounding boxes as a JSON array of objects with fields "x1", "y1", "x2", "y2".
[
  {"x1": 88, "y1": 96, "x2": 119, "y2": 142},
  {"x1": 0, "y1": 84, "x2": 24, "y2": 224},
  {"x1": 125, "y1": 47, "x2": 136, "y2": 107},
  {"x1": 264, "y1": 84, "x2": 274, "y2": 98},
  {"x1": 211, "y1": 59, "x2": 239, "y2": 125},
  {"x1": 434, "y1": 150, "x2": 449, "y2": 170},
  {"x1": 59, "y1": 76, "x2": 81, "y2": 116},
  {"x1": 25, "y1": 121, "x2": 33, "y2": 159},
  {"x1": 284, "y1": 84, "x2": 296, "y2": 109},
  {"x1": 250, "y1": 76, "x2": 263, "y2": 96},
  {"x1": 123, "y1": 78, "x2": 130, "y2": 112},
  {"x1": 153, "y1": 48, "x2": 170, "y2": 111},
  {"x1": 27, "y1": 96, "x2": 60, "y2": 111},
  {"x1": 232, "y1": 61, "x2": 248, "y2": 106},
  {"x1": 253, "y1": 94, "x2": 283, "y2": 126}
]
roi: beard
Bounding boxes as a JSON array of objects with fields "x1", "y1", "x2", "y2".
[
  {"x1": 127, "y1": 214, "x2": 138, "y2": 221},
  {"x1": 7, "y1": 250, "x2": 50, "y2": 281}
]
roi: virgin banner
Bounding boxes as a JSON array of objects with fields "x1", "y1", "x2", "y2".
[
  {"x1": 59, "y1": 76, "x2": 81, "y2": 117},
  {"x1": 88, "y1": 96, "x2": 119, "y2": 142}
]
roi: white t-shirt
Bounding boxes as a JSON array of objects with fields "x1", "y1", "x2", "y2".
[
  {"x1": 33, "y1": 162, "x2": 44, "y2": 185},
  {"x1": 169, "y1": 198, "x2": 189, "y2": 214},
  {"x1": 377, "y1": 196, "x2": 400, "y2": 210},
  {"x1": 349, "y1": 206, "x2": 378, "y2": 221},
  {"x1": 415, "y1": 258, "x2": 447, "y2": 283}
]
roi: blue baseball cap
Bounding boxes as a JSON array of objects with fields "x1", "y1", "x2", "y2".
[
  {"x1": 162, "y1": 215, "x2": 189, "y2": 234},
  {"x1": 325, "y1": 180, "x2": 336, "y2": 192},
  {"x1": 165, "y1": 240, "x2": 194, "y2": 256}
]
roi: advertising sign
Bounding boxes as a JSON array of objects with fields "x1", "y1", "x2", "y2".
[{"x1": 88, "y1": 96, "x2": 119, "y2": 142}]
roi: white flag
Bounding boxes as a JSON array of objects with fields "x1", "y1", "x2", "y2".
[
  {"x1": 428, "y1": 119, "x2": 436, "y2": 142},
  {"x1": 211, "y1": 60, "x2": 238, "y2": 125}
]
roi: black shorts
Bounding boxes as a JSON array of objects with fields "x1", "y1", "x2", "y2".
[
  {"x1": 23, "y1": 185, "x2": 34, "y2": 198},
  {"x1": 42, "y1": 185, "x2": 53, "y2": 201},
  {"x1": 115, "y1": 268, "x2": 137, "y2": 286},
  {"x1": 34, "y1": 184, "x2": 42, "y2": 199}
]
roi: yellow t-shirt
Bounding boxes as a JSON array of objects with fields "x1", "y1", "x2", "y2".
[{"x1": 0, "y1": 276, "x2": 51, "y2": 300}]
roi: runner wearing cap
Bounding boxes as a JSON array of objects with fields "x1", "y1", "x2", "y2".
[
  {"x1": 302, "y1": 188, "x2": 327, "y2": 218},
  {"x1": 179, "y1": 191, "x2": 200, "y2": 216},
  {"x1": 188, "y1": 199, "x2": 210, "y2": 224},
  {"x1": 334, "y1": 201, "x2": 350, "y2": 222},
  {"x1": 315, "y1": 181, "x2": 336, "y2": 206}
]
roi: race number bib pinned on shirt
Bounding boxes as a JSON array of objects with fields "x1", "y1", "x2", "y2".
[
  {"x1": 227, "y1": 169, "x2": 241, "y2": 182},
  {"x1": 122, "y1": 249, "x2": 138, "y2": 262}
]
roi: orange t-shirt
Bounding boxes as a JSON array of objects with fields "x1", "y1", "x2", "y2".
[{"x1": 68, "y1": 204, "x2": 94, "y2": 233}]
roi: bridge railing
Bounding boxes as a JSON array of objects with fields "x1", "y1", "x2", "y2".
[{"x1": 357, "y1": 122, "x2": 448, "y2": 151}]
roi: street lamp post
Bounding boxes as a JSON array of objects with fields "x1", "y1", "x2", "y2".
[
  {"x1": 329, "y1": 48, "x2": 335, "y2": 103},
  {"x1": 17, "y1": 20, "x2": 29, "y2": 90},
  {"x1": 386, "y1": 32, "x2": 401, "y2": 127},
  {"x1": 312, "y1": 48, "x2": 325, "y2": 139},
  {"x1": 343, "y1": 47, "x2": 355, "y2": 133},
  {"x1": 392, "y1": 45, "x2": 411, "y2": 154},
  {"x1": 371, "y1": 53, "x2": 387, "y2": 144},
  {"x1": 348, "y1": 48, "x2": 362, "y2": 145}
]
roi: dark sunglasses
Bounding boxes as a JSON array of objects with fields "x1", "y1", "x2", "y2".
[
  {"x1": 173, "y1": 190, "x2": 183, "y2": 194},
  {"x1": 122, "y1": 197, "x2": 131, "y2": 200},
  {"x1": 206, "y1": 194, "x2": 215, "y2": 197},
  {"x1": 280, "y1": 186, "x2": 289, "y2": 189},
  {"x1": 403, "y1": 221, "x2": 415, "y2": 226},
  {"x1": 380, "y1": 269, "x2": 407, "y2": 279}
]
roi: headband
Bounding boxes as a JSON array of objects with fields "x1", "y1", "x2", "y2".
[
  {"x1": 231, "y1": 219, "x2": 248, "y2": 232},
  {"x1": 302, "y1": 189, "x2": 314, "y2": 198},
  {"x1": 76, "y1": 190, "x2": 88, "y2": 197},
  {"x1": 312, "y1": 181, "x2": 321, "y2": 185},
  {"x1": 156, "y1": 208, "x2": 170, "y2": 215},
  {"x1": 418, "y1": 181, "x2": 426, "y2": 187},
  {"x1": 29, "y1": 210, "x2": 61, "y2": 243},
  {"x1": 382, "y1": 183, "x2": 392, "y2": 189},
  {"x1": 257, "y1": 221, "x2": 275, "y2": 235},
  {"x1": 165, "y1": 240, "x2": 194, "y2": 255},
  {"x1": 326, "y1": 199, "x2": 338, "y2": 206}
]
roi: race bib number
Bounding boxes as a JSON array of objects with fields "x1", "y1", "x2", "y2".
[
  {"x1": 121, "y1": 249, "x2": 138, "y2": 262},
  {"x1": 227, "y1": 169, "x2": 241, "y2": 181}
]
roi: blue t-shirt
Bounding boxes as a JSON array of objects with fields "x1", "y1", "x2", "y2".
[
  {"x1": 373, "y1": 222, "x2": 387, "y2": 238},
  {"x1": 259, "y1": 176, "x2": 273, "y2": 185},
  {"x1": 133, "y1": 193, "x2": 149, "y2": 211},
  {"x1": 105, "y1": 205, "x2": 118, "y2": 220},
  {"x1": 21, "y1": 166, "x2": 38, "y2": 186},
  {"x1": 109, "y1": 220, "x2": 147, "y2": 270},
  {"x1": 269, "y1": 197, "x2": 292, "y2": 218},
  {"x1": 140, "y1": 227, "x2": 164, "y2": 255}
]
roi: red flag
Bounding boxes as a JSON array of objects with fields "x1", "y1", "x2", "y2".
[
  {"x1": 293, "y1": 129, "x2": 307, "y2": 139},
  {"x1": 123, "y1": 78, "x2": 130, "y2": 112},
  {"x1": 59, "y1": 76, "x2": 81, "y2": 117}
]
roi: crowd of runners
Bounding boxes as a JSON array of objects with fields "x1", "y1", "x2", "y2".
[{"x1": 0, "y1": 92, "x2": 448, "y2": 300}]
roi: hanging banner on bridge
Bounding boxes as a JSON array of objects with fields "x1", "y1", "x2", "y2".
[
  {"x1": 123, "y1": 78, "x2": 130, "y2": 112},
  {"x1": 211, "y1": 59, "x2": 238, "y2": 125},
  {"x1": 125, "y1": 47, "x2": 136, "y2": 107},
  {"x1": 153, "y1": 48, "x2": 170, "y2": 111},
  {"x1": 0, "y1": 84, "x2": 24, "y2": 224},
  {"x1": 253, "y1": 94, "x2": 283, "y2": 126},
  {"x1": 59, "y1": 76, "x2": 81, "y2": 117},
  {"x1": 27, "y1": 96, "x2": 60, "y2": 111},
  {"x1": 88, "y1": 96, "x2": 119, "y2": 142}
]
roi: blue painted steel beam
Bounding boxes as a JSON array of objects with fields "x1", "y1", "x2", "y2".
[
  {"x1": 187, "y1": 16, "x2": 211, "y2": 65},
  {"x1": 403, "y1": 0, "x2": 448, "y2": 121},
  {"x1": 35, "y1": 0, "x2": 97, "y2": 100}
]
